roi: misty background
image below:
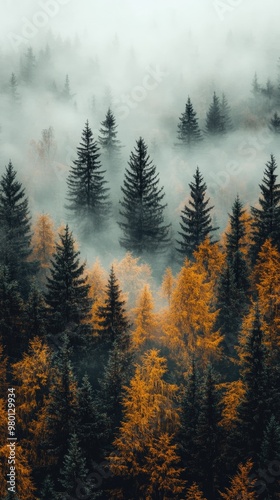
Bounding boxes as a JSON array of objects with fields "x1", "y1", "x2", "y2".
[{"x1": 0, "y1": 0, "x2": 280, "y2": 272}]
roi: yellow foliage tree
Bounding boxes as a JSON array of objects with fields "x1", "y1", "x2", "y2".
[
  {"x1": 160, "y1": 267, "x2": 175, "y2": 307},
  {"x1": 132, "y1": 285, "x2": 157, "y2": 350},
  {"x1": 31, "y1": 213, "x2": 56, "y2": 286},
  {"x1": 162, "y1": 260, "x2": 223, "y2": 368},
  {"x1": 186, "y1": 482, "x2": 207, "y2": 500},
  {"x1": 219, "y1": 460, "x2": 257, "y2": 499},
  {"x1": 0, "y1": 444, "x2": 36, "y2": 500},
  {"x1": 194, "y1": 238, "x2": 225, "y2": 294},
  {"x1": 219, "y1": 380, "x2": 246, "y2": 430},
  {"x1": 113, "y1": 252, "x2": 151, "y2": 310},
  {"x1": 86, "y1": 258, "x2": 107, "y2": 330},
  {"x1": 110, "y1": 349, "x2": 184, "y2": 499}
]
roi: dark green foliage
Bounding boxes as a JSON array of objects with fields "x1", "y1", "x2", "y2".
[
  {"x1": 39, "y1": 475, "x2": 57, "y2": 500},
  {"x1": 9, "y1": 73, "x2": 20, "y2": 106},
  {"x1": 177, "y1": 97, "x2": 203, "y2": 148},
  {"x1": 205, "y1": 92, "x2": 223, "y2": 136},
  {"x1": 195, "y1": 366, "x2": 222, "y2": 500},
  {"x1": 220, "y1": 93, "x2": 233, "y2": 134},
  {"x1": 0, "y1": 161, "x2": 35, "y2": 297},
  {"x1": 58, "y1": 433, "x2": 89, "y2": 497},
  {"x1": 0, "y1": 265, "x2": 24, "y2": 360},
  {"x1": 119, "y1": 137, "x2": 171, "y2": 255},
  {"x1": 97, "y1": 266, "x2": 130, "y2": 351},
  {"x1": 45, "y1": 225, "x2": 92, "y2": 342},
  {"x1": 21, "y1": 47, "x2": 36, "y2": 84},
  {"x1": 98, "y1": 108, "x2": 122, "y2": 166},
  {"x1": 66, "y1": 121, "x2": 111, "y2": 235},
  {"x1": 24, "y1": 286, "x2": 47, "y2": 341},
  {"x1": 250, "y1": 155, "x2": 280, "y2": 262},
  {"x1": 177, "y1": 167, "x2": 217, "y2": 259},
  {"x1": 269, "y1": 112, "x2": 280, "y2": 133},
  {"x1": 237, "y1": 306, "x2": 269, "y2": 461}
]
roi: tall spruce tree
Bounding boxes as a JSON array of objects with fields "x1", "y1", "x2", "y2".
[
  {"x1": 237, "y1": 305, "x2": 269, "y2": 462},
  {"x1": 269, "y1": 112, "x2": 280, "y2": 133},
  {"x1": 9, "y1": 73, "x2": 20, "y2": 106},
  {"x1": 0, "y1": 265, "x2": 24, "y2": 360},
  {"x1": 205, "y1": 92, "x2": 223, "y2": 136},
  {"x1": 177, "y1": 167, "x2": 217, "y2": 259},
  {"x1": 119, "y1": 137, "x2": 170, "y2": 255},
  {"x1": 96, "y1": 266, "x2": 130, "y2": 351},
  {"x1": 177, "y1": 97, "x2": 203, "y2": 148},
  {"x1": 66, "y1": 121, "x2": 111, "y2": 236},
  {"x1": 58, "y1": 433, "x2": 89, "y2": 497},
  {"x1": 220, "y1": 93, "x2": 233, "y2": 134},
  {"x1": 0, "y1": 161, "x2": 34, "y2": 296},
  {"x1": 98, "y1": 108, "x2": 122, "y2": 165},
  {"x1": 250, "y1": 154, "x2": 280, "y2": 263},
  {"x1": 21, "y1": 47, "x2": 36, "y2": 85},
  {"x1": 45, "y1": 225, "x2": 92, "y2": 343}
]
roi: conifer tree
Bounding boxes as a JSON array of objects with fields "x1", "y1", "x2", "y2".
[
  {"x1": 31, "y1": 213, "x2": 55, "y2": 287},
  {"x1": 177, "y1": 97, "x2": 203, "y2": 148},
  {"x1": 177, "y1": 167, "x2": 217, "y2": 259},
  {"x1": 259, "y1": 415, "x2": 280, "y2": 466},
  {"x1": 66, "y1": 121, "x2": 111, "y2": 235},
  {"x1": 220, "y1": 460, "x2": 257, "y2": 500},
  {"x1": 237, "y1": 305, "x2": 269, "y2": 461},
  {"x1": 0, "y1": 161, "x2": 34, "y2": 296},
  {"x1": 205, "y1": 92, "x2": 223, "y2": 136},
  {"x1": 21, "y1": 47, "x2": 36, "y2": 85},
  {"x1": 96, "y1": 266, "x2": 130, "y2": 351},
  {"x1": 45, "y1": 225, "x2": 92, "y2": 343},
  {"x1": 250, "y1": 154, "x2": 280, "y2": 262},
  {"x1": 98, "y1": 108, "x2": 122, "y2": 166},
  {"x1": 9, "y1": 73, "x2": 20, "y2": 106},
  {"x1": 132, "y1": 284, "x2": 156, "y2": 350},
  {"x1": 0, "y1": 266, "x2": 24, "y2": 360},
  {"x1": 220, "y1": 93, "x2": 233, "y2": 134},
  {"x1": 186, "y1": 483, "x2": 207, "y2": 500},
  {"x1": 39, "y1": 475, "x2": 57, "y2": 500},
  {"x1": 61, "y1": 74, "x2": 72, "y2": 102},
  {"x1": 119, "y1": 137, "x2": 170, "y2": 255},
  {"x1": 24, "y1": 286, "x2": 47, "y2": 341},
  {"x1": 269, "y1": 112, "x2": 280, "y2": 133},
  {"x1": 58, "y1": 433, "x2": 89, "y2": 497}
]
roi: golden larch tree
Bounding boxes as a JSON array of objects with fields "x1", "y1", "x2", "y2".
[
  {"x1": 31, "y1": 213, "x2": 56, "y2": 286},
  {"x1": 132, "y1": 284, "x2": 157, "y2": 351},
  {"x1": 219, "y1": 460, "x2": 257, "y2": 499}
]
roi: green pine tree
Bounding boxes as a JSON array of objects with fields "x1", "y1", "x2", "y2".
[
  {"x1": 0, "y1": 161, "x2": 35, "y2": 296},
  {"x1": 119, "y1": 137, "x2": 171, "y2": 255},
  {"x1": 21, "y1": 46, "x2": 36, "y2": 85},
  {"x1": 98, "y1": 108, "x2": 122, "y2": 165},
  {"x1": 269, "y1": 112, "x2": 280, "y2": 133},
  {"x1": 177, "y1": 97, "x2": 203, "y2": 148},
  {"x1": 45, "y1": 225, "x2": 92, "y2": 344},
  {"x1": 177, "y1": 167, "x2": 218, "y2": 259},
  {"x1": 220, "y1": 93, "x2": 233, "y2": 134},
  {"x1": 250, "y1": 155, "x2": 280, "y2": 263},
  {"x1": 9, "y1": 73, "x2": 20, "y2": 106},
  {"x1": 205, "y1": 92, "x2": 223, "y2": 136},
  {"x1": 0, "y1": 265, "x2": 24, "y2": 360},
  {"x1": 58, "y1": 433, "x2": 89, "y2": 497},
  {"x1": 66, "y1": 121, "x2": 111, "y2": 236}
]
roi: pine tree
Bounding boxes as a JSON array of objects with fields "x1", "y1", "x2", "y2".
[
  {"x1": 220, "y1": 93, "x2": 233, "y2": 134},
  {"x1": 0, "y1": 161, "x2": 34, "y2": 296},
  {"x1": 237, "y1": 305, "x2": 269, "y2": 461},
  {"x1": 66, "y1": 121, "x2": 111, "y2": 236},
  {"x1": 24, "y1": 286, "x2": 47, "y2": 341},
  {"x1": 195, "y1": 366, "x2": 222, "y2": 500},
  {"x1": 132, "y1": 284, "x2": 156, "y2": 350},
  {"x1": 205, "y1": 92, "x2": 223, "y2": 136},
  {"x1": 252, "y1": 72, "x2": 261, "y2": 96},
  {"x1": 177, "y1": 97, "x2": 203, "y2": 148},
  {"x1": 31, "y1": 213, "x2": 55, "y2": 287},
  {"x1": 177, "y1": 167, "x2": 218, "y2": 259},
  {"x1": 259, "y1": 415, "x2": 280, "y2": 465},
  {"x1": 9, "y1": 73, "x2": 20, "y2": 106},
  {"x1": 61, "y1": 74, "x2": 72, "y2": 102},
  {"x1": 0, "y1": 265, "x2": 24, "y2": 360},
  {"x1": 98, "y1": 108, "x2": 122, "y2": 165},
  {"x1": 96, "y1": 266, "x2": 130, "y2": 351},
  {"x1": 119, "y1": 137, "x2": 170, "y2": 255},
  {"x1": 58, "y1": 433, "x2": 89, "y2": 497},
  {"x1": 269, "y1": 112, "x2": 280, "y2": 133},
  {"x1": 39, "y1": 475, "x2": 57, "y2": 500},
  {"x1": 186, "y1": 483, "x2": 207, "y2": 500},
  {"x1": 21, "y1": 47, "x2": 36, "y2": 85},
  {"x1": 45, "y1": 225, "x2": 92, "y2": 343},
  {"x1": 250, "y1": 155, "x2": 280, "y2": 262}
]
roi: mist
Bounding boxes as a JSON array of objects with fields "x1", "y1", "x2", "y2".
[{"x1": 1, "y1": 0, "x2": 280, "y2": 273}]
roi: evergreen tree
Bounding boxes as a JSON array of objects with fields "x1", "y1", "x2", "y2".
[
  {"x1": 98, "y1": 108, "x2": 122, "y2": 166},
  {"x1": 177, "y1": 167, "x2": 217, "y2": 259},
  {"x1": 24, "y1": 286, "x2": 47, "y2": 341},
  {"x1": 61, "y1": 74, "x2": 72, "y2": 102},
  {"x1": 186, "y1": 483, "x2": 206, "y2": 500},
  {"x1": 0, "y1": 161, "x2": 34, "y2": 296},
  {"x1": 205, "y1": 92, "x2": 223, "y2": 136},
  {"x1": 250, "y1": 155, "x2": 280, "y2": 262},
  {"x1": 269, "y1": 112, "x2": 280, "y2": 133},
  {"x1": 0, "y1": 266, "x2": 24, "y2": 360},
  {"x1": 220, "y1": 460, "x2": 257, "y2": 500},
  {"x1": 119, "y1": 137, "x2": 171, "y2": 255},
  {"x1": 237, "y1": 305, "x2": 269, "y2": 461},
  {"x1": 177, "y1": 97, "x2": 203, "y2": 148},
  {"x1": 21, "y1": 47, "x2": 36, "y2": 84},
  {"x1": 58, "y1": 433, "x2": 89, "y2": 497},
  {"x1": 39, "y1": 475, "x2": 57, "y2": 500},
  {"x1": 66, "y1": 121, "x2": 111, "y2": 235},
  {"x1": 96, "y1": 266, "x2": 130, "y2": 351},
  {"x1": 9, "y1": 73, "x2": 20, "y2": 106},
  {"x1": 220, "y1": 93, "x2": 233, "y2": 134},
  {"x1": 259, "y1": 415, "x2": 280, "y2": 465},
  {"x1": 195, "y1": 366, "x2": 222, "y2": 500},
  {"x1": 252, "y1": 72, "x2": 261, "y2": 96},
  {"x1": 45, "y1": 225, "x2": 92, "y2": 343}
]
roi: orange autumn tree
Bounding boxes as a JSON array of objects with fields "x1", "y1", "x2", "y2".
[
  {"x1": 31, "y1": 213, "x2": 56, "y2": 286},
  {"x1": 113, "y1": 252, "x2": 152, "y2": 311},
  {"x1": 160, "y1": 267, "x2": 175, "y2": 307},
  {"x1": 162, "y1": 260, "x2": 223, "y2": 369},
  {"x1": 194, "y1": 238, "x2": 225, "y2": 295},
  {"x1": 132, "y1": 284, "x2": 158, "y2": 351},
  {"x1": 0, "y1": 444, "x2": 36, "y2": 500},
  {"x1": 110, "y1": 349, "x2": 185, "y2": 499},
  {"x1": 219, "y1": 460, "x2": 257, "y2": 499},
  {"x1": 86, "y1": 258, "x2": 107, "y2": 330},
  {"x1": 186, "y1": 483, "x2": 207, "y2": 500}
]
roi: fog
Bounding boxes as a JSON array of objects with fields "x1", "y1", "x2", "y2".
[{"x1": 0, "y1": 0, "x2": 280, "y2": 271}]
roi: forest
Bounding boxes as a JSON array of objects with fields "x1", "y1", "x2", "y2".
[{"x1": 1, "y1": 1, "x2": 280, "y2": 499}]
